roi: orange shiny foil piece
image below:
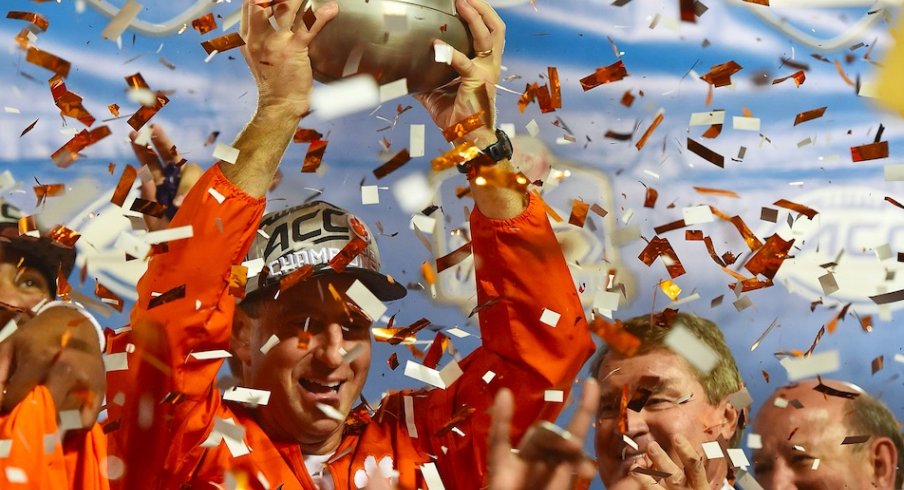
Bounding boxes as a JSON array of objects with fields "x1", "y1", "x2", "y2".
[
  {"x1": 431, "y1": 143, "x2": 480, "y2": 173},
  {"x1": 580, "y1": 60, "x2": 628, "y2": 91},
  {"x1": 773, "y1": 199, "x2": 818, "y2": 219},
  {"x1": 699, "y1": 61, "x2": 742, "y2": 87},
  {"x1": 732, "y1": 277, "x2": 774, "y2": 293},
  {"x1": 294, "y1": 128, "x2": 323, "y2": 143},
  {"x1": 421, "y1": 261, "x2": 437, "y2": 285},
  {"x1": 793, "y1": 106, "x2": 827, "y2": 126},
  {"x1": 744, "y1": 233, "x2": 795, "y2": 279},
  {"x1": 569, "y1": 200, "x2": 590, "y2": 227},
  {"x1": 34, "y1": 183, "x2": 65, "y2": 206},
  {"x1": 381, "y1": 318, "x2": 431, "y2": 345},
  {"x1": 659, "y1": 279, "x2": 681, "y2": 301},
  {"x1": 95, "y1": 280, "x2": 124, "y2": 312},
  {"x1": 643, "y1": 187, "x2": 658, "y2": 208},
  {"x1": 638, "y1": 236, "x2": 686, "y2": 278},
  {"x1": 47, "y1": 225, "x2": 80, "y2": 247},
  {"x1": 435, "y1": 241, "x2": 471, "y2": 273},
  {"x1": 535, "y1": 83, "x2": 555, "y2": 113},
  {"x1": 851, "y1": 141, "x2": 888, "y2": 162},
  {"x1": 679, "y1": 0, "x2": 696, "y2": 22},
  {"x1": 17, "y1": 215, "x2": 38, "y2": 237},
  {"x1": 52, "y1": 126, "x2": 112, "y2": 167},
  {"x1": 127, "y1": 93, "x2": 169, "y2": 131},
  {"x1": 588, "y1": 318, "x2": 640, "y2": 357},
  {"x1": 328, "y1": 236, "x2": 367, "y2": 273},
  {"x1": 693, "y1": 186, "x2": 739, "y2": 198},
  {"x1": 635, "y1": 112, "x2": 664, "y2": 151},
  {"x1": 654, "y1": 219, "x2": 688, "y2": 235},
  {"x1": 387, "y1": 352, "x2": 399, "y2": 370},
  {"x1": 26, "y1": 46, "x2": 70, "y2": 77},
  {"x1": 434, "y1": 405, "x2": 476, "y2": 437},
  {"x1": 6, "y1": 11, "x2": 49, "y2": 31},
  {"x1": 617, "y1": 384, "x2": 630, "y2": 434},
  {"x1": 129, "y1": 198, "x2": 167, "y2": 219},
  {"x1": 375, "y1": 148, "x2": 412, "y2": 178},
  {"x1": 302, "y1": 140, "x2": 327, "y2": 173},
  {"x1": 687, "y1": 137, "x2": 724, "y2": 167},
  {"x1": 548, "y1": 66, "x2": 562, "y2": 109},
  {"x1": 111, "y1": 164, "x2": 137, "y2": 207},
  {"x1": 517, "y1": 83, "x2": 538, "y2": 113},
  {"x1": 620, "y1": 90, "x2": 635, "y2": 107},
  {"x1": 191, "y1": 13, "x2": 217, "y2": 35},
  {"x1": 772, "y1": 70, "x2": 806, "y2": 87},
  {"x1": 228, "y1": 265, "x2": 248, "y2": 298},
  {"x1": 125, "y1": 72, "x2": 150, "y2": 90},
  {"x1": 49, "y1": 75, "x2": 95, "y2": 127},
  {"x1": 422, "y1": 331, "x2": 449, "y2": 369},
  {"x1": 56, "y1": 265, "x2": 71, "y2": 301},
  {"x1": 279, "y1": 264, "x2": 314, "y2": 293},
  {"x1": 200, "y1": 32, "x2": 246, "y2": 55},
  {"x1": 834, "y1": 59, "x2": 855, "y2": 86},
  {"x1": 441, "y1": 111, "x2": 486, "y2": 142},
  {"x1": 108, "y1": 103, "x2": 120, "y2": 117}
]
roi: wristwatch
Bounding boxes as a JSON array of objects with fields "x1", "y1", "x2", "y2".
[{"x1": 457, "y1": 129, "x2": 514, "y2": 175}]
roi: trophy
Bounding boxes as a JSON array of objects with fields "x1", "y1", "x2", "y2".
[{"x1": 301, "y1": 0, "x2": 474, "y2": 93}]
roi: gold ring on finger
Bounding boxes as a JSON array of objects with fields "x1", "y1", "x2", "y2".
[{"x1": 475, "y1": 49, "x2": 493, "y2": 58}]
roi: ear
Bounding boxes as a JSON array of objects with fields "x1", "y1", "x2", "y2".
[
  {"x1": 713, "y1": 398, "x2": 740, "y2": 442},
  {"x1": 869, "y1": 437, "x2": 897, "y2": 489},
  {"x1": 231, "y1": 307, "x2": 255, "y2": 382}
]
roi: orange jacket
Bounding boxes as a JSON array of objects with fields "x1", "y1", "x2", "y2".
[
  {"x1": 104, "y1": 164, "x2": 594, "y2": 489},
  {"x1": 0, "y1": 385, "x2": 109, "y2": 489}
]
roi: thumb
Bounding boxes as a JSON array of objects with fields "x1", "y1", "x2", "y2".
[{"x1": 434, "y1": 41, "x2": 476, "y2": 78}]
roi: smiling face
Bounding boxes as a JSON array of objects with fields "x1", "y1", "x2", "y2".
[
  {"x1": 752, "y1": 381, "x2": 880, "y2": 489},
  {"x1": 0, "y1": 245, "x2": 52, "y2": 310},
  {"x1": 240, "y1": 274, "x2": 373, "y2": 454},
  {"x1": 594, "y1": 349, "x2": 736, "y2": 488}
]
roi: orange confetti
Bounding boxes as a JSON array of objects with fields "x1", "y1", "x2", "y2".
[
  {"x1": 620, "y1": 90, "x2": 635, "y2": 107},
  {"x1": 191, "y1": 13, "x2": 217, "y2": 35},
  {"x1": 860, "y1": 315, "x2": 873, "y2": 333},
  {"x1": 227, "y1": 265, "x2": 248, "y2": 298},
  {"x1": 687, "y1": 137, "x2": 724, "y2": 167},
  {"x1": 26, "y1": 46, "x2": 70, "y2": 77},
  {"x1": 147, "y1": 284, "x2": 186, "y2": 309},
  {"x1": 517, "y1": 83, "x2": 539, "y2": 113},
  {"x1": 569, "y1": 200, "x2": 590, "y2": 227},
  {"x1": 851, "y1": 141, "x2": 889, "y2": 162},
  {"x1": 744, "y1": 233, "x2": 794, "y2": 279},
  {"x1": 108, "y1": 103, "x2": 120, "y2": 117},
  {"x1": 659, "y1": 279, "x2": 681, "y2": 301},
  {"x1": 129, "y1": 198, "x2": 167, "y2": 219},
  {"x1": 56, "y1": 264, "x2": 71, "y2": 301},
  {"x1": 201, "y1": 32, "x2": 246, "y2": 55},
  {"x1": 643, "y1": 187, "x2": 658, "y2": 208},
  {"x1": 279, "y1": 264, "x2": 314, "y2": 293},
  {"x1": 534, "y1": 83, "x2": 555, "y2": 113},
  {"x1": 95, "y1": 280, "x2": 124, "y2": 312},
  {"x1": 52, "y1": 126, "x2": 112, "y2": 167},
  {"x1": 580, "y1": 60, "x2": 629, "y2": 91},
  {"x1": 294, "y1": 128, "x2": 323, "y2": 143},
  {"x1": 49, "y1": 75, "x2": 95, "y2": 127},
  {"x1": 700, "y1": 61, "x2": 742, "y2": 87},
  {"x1": 773, "y1": 199, "x2": 818, "y2": 219},
  {"x1": 375, "y1": 148, "x2": 412, "y2": 178},
  {"x1": 6, "y1": 11, "x2": 48, "y2": 31},
  {"x1": 693, "y1": 186, "x2": 739, "y2": 198},
  {"x1": 111, "y1": 165, "x2": 137, "y2": 207},
  {"x1": 588, "y1": 317, "x2": 639, "y2": 357},
  {"x1": 617, "y1": 384, "x2": 630, "y2": 434},
  {"x1": 834, "y1": 59, "x2": 855, "y2": 86},
  {"x1": 302, "y1": 140, "x2": 327, "y2": 173},
  {"x1": 34, "y1": 183, "x2": 65, "y2": 206},
  {"x1": 387, "y1": 352, "x2": 399, "y2": 370},
  {"x1": 421, "y1": 261, "x2": 437, "y2": 285},
  {"x1": 377, "y1": 318, "x2": 431, "y2": 345},
  {"x1": 635, "y1": 112, "x2": 664, "y2": 151},
  {"x1": 793, "y1": 106, "x2": 827, "y2": 126},
  {"x1": 772, "y1": 70, "x2": 806, "y2": 87},
  {"x1": 435, "y1": 241, "x2": 471, "y2": 273},
  {"x1": 422, "y1": 332, "x2": 449, "y2": 369},
  {"x1": 441, "y1": 111, "x2": 486, "y2": 142},
  {"x1": 434, "y1": 405, "x2": 476, "y2": 437},
  {"x1": 18, "y1": 215, "x2": 38, "y2": 236},
  {"x1": 328, "y1": 236, "x2": 367, "y2": 273},
  {"x1": 548, "y1": 66, "x2": 562, "y2": 109},
  {"x1": 47, "y1": 225, "x2": 80, "y2": 247},
  {"x1": 127, "y1": 93, "x2": 169, "y2": 131},
  {"x1": 701, "y1": 123, "x2": 723, "y2": 139},
  {"x1": 638, "y1": 237, "x2": 686, "y2": 278}
]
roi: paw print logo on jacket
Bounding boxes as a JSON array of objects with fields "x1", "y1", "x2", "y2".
[{"x1": 353, "y1": 455, "x2": 397, "y2": 489}]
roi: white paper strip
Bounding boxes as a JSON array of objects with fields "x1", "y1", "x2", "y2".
[
  {"x1": 884, "y1": 164, "x2": 904, "y2": 181},
  {"x1": 0, "y1": 320, "x2": 18, "y2": 344},
  {"x1": 410, "y1": 215, "x2": 436, "y2": 234},
  {"x1": 689, "y1": 110, "x2": 725, "y2": 126},
  {"x1": 243, "y1": 258, "x2": 266, "y2": 279},
  {"x1": 445, "y1": 327, "x2": 470, "y2": 338},
  {"x1": 114, "y1": 233, "x2": 151, "y2": 260},
  {"x1": 0, "y1": 439, "x2": 11, "y2": 458},
  {"x1": 544, "y1": 390, "x2": 564, "y2": 402},
  {"x1": 780, "y1": 350, "x2": 840, "y2": 381},
  {"x1": 311, "y1": 75, "x2": 380, "y2": 120},
  {"x1": 526, "y1": 119, "x2": 540, "y2": 137},
  {"x1": 482, "y1": 370, "x2": 496, "y2": 383},
  {"x1": 540, "y1": 308, "x2": 561, "y2": 327},
  {"x1": 223, "y1": 387, "x2": 271, "y2": 406},
  {"x1": 189, "y1": 349, "x2": 233, "y2": 361},
  {"x1": 594, "y1": 290, "x2": 621, "y2": 312},
  {"x1": 103, "y1": 352, "x2": 129, "y2": 372},
  {"x1": 747, "y1": 433, "x2": 762, "y2": 449},
  {"x1": 5, "y1": 467, "x2": 27, "y2": 484},
  {"x1": 623, "y1": 434, "x2": 638, "y2": 450},
  {"x1": 421, "y1": 462, "x2": 446, "y2": 490},
  {"x1": 345, "y1": 280, "x2": 387, "y2": 321},
  {"x1": 208, "y1": 187, "x2": 226, "y2": 204},
  {"x1": 403, "y1": 360, "x2": 463, "y2": 389},
  {"x1": 379, "y1": 78, "x2": 409, "y2": 103},
  {"x1": 213, "y1": 143, "x2": 240, "y2": 164},
  {"x1": 663, "y1": 323, "x2": 719, "y2": 374},
  {"x1": 702, "y1": 441, "x2": 724, "y2": 459},
  {"x1": 732, "y1": 116, "x2": 761, "y2": 131},
  {"x1": 727, "y1": 448, "x2": 750, "y2": 468},
  {"x1": 260, "y1": 334, "x2": 280, "y2": 354},
  {"x1": 361, "y1": 185, "x2": 380, "y2": 205},
  {"x1": 316, "y1": 402, "x2": 345, "y2": 421},
  {"x1": 434, "y1": 43, "x2": 453, "y2": 64},
  {"x1": 682, "y1": 205, "x2": 714, "y2": 225},
  {"x1": 410, "y1": 124, "x2": 425, "y2": 158},
  {"x1": 142, "y1": 225, "x2": 193, "y2": 244},
  {"x1": 392, "y1": 172, "x2": 433, "y2": 214},
  {"x1": 404, "y1": 395, "x2": 418, "y2": 438}
]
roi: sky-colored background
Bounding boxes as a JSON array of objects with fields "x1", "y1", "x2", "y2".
[{"x1": 2, "y1": 0, "x2": 904, "y2": 487}]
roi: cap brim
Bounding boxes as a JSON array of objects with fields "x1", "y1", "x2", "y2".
[
  {"x1": 314, "y1": 267, "x2": 408, "y2": 302},
  {"x1": 0, "y1": 227, "x2": 75, "y2": 279}
]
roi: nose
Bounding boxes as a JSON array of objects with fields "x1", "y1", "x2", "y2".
[
  {"x1": 765, "y1": 458, "x2": 797, "y2": 490},
  {"x1": 623, "y1": 407, "x2": 651, "y2": 442},
  {"x1": 311, "y1": 322, "x2": 344, "y2": 369}
]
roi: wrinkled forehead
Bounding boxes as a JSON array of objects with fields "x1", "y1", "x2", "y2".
[{"x1": 597, "y1": 349, "x2": 702, "y2": 395}]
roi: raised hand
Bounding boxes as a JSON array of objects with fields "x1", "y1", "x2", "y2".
[
  {"x1": 416, "y1": 0, "x2": 504, "y2": 145},
  {"x1": 609, "y1": 434, "x2": 711, "y2": 490},
  {"x1": 240, "y1": 0, "x2": 339, "y2": 114}
]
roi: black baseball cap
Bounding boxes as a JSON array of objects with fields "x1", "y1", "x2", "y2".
[{"x1": 244, "y1": 201, "x2": 406, "y2": 302}]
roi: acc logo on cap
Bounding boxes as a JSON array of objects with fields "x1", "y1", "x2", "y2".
[{"x1": 348, "y1": 215, "x2": 370, "y2": 244}]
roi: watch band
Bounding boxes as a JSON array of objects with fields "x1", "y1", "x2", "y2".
[{"x1": 457, "y1": 129, "x2": 513, "y2": 176}]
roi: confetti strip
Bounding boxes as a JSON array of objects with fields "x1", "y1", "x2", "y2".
[
  {"x1": 700, "y1": 60, "x2": 742, "y2": 87},
  {"x1": 851, "y1": 141, "x2": 889, "y2": 162},
  {"x1": 579, "y1": 60, "x2": 629, "y2": 91},
  {"x1": 773, "y1": 199, "x2": 818, "y2": 219},
  {"x1": 26, "y1": 46, "x2": 71, "y2": 77},
  {"x1": 772, "y1": 70, "x2": 806, "y2": 87},
  {"x1": 374, "y1": 149, "x2": 411, "y2": 179},
  {"x1": 6, "y1": 11, "x2": 49, "y2": 31},
  {"x1": 635, "y1": 111, "x2": 664, "y2": 151},
  {"x1": 52, "y1": 126, "x2": 112, "y2": 167},
  {"x1": 687, "y1": 138, "x2": 724, "y2": 167},
  {"x1": 793, "y1": 106, "x2": 827, "y2": 126},
  {"x1": 200, "y1": 32, "x2": 245, "y2": 55}
]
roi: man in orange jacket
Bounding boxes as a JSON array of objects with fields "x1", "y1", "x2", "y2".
[
  {"x1": 104, "y1": 0, "x2": 594, "y2": 488},
  {"x1": 0, "y1": 202, "x2": 108, "y2": 488}
]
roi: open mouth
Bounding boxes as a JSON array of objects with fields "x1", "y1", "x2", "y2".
[{"x1": 298, "y1": 378, "x2": 342, "y2": 394}]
